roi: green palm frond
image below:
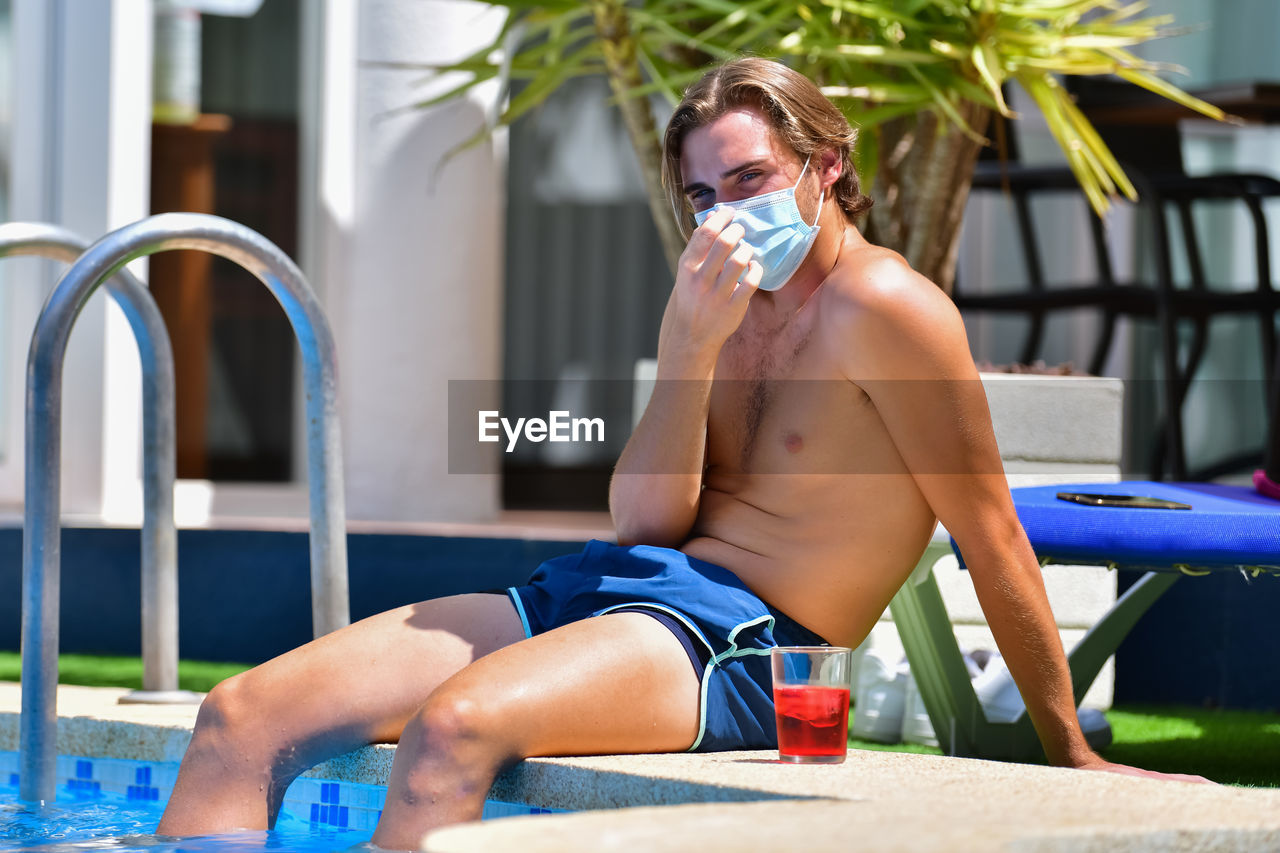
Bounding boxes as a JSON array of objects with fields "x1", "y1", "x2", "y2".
[{"x1": 417, "y1": 0, "x2": 1227, "y2": 218}]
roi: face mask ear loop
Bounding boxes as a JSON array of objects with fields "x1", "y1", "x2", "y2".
[
  {"x1": 796, "y1": 153, "x2": 824, "y2": 228},
  {"x1": 795, "y1": 154, "x2": 812, "y2": 189},
  {"x1": 808, "y1": 188, "x2": 826, "y2": 229}
]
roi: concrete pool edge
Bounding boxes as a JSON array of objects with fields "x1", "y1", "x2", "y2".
[
  {"x1": 5, "y1": 683, "x2": 1280, "y2": 852},
  {"x1": 421, "y1": 797, "x2": 1280, "y2": 853},
  {"x1": 0, "y1": 683, "x2": 859, "y2": 810}
]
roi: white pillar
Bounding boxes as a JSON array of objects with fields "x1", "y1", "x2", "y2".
[
  {"x1": 7, "y1": 0, "x2": 153, "y2": 519},
  {"x1": 329, "y1": 0, "x2": 506, "y2": 522}
]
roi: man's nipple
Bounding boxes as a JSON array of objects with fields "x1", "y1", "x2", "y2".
[{"x1": 783, "y1": 431, "x2": 804, "y2": 453}]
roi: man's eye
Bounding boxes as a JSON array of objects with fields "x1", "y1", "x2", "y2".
[{"x1": 739, "y1": 171, "x2": 762, "y2": 183}]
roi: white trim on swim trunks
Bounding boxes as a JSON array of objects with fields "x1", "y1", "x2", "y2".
[
  {"x1": 595, "y1": 602, "x2": 719, "y2": 753},
  {"x1": 688, "y1": 660, "x2": 716, "y2": 752},
  {"x1": 601, "y1": 603, "x2": 778, "y2": 753},
  {"x1": 692, "y1": 613, "x2": 777, "y2": 752},
  {"x1": 506, "y1": 586, "x2": 533, "y2": 639},
  {"x1": 595, "y1": 602, "x2": 717, "y2": 662},
  {"x1": 711, "y1": 614, "x2": 778, "y2": 665}
]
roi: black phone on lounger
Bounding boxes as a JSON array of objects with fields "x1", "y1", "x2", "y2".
[{"x1": 1056, "y1": 492, "x2": 1192, "y2": 510}]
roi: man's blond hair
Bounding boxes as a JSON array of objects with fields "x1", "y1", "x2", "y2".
[{"x1": 662, "y1": 57, "x2": 873, "y2": 239}]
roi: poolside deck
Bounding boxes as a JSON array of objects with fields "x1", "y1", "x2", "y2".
[{"x1": 3, "y1": 682, "x2": 1279, "y2": 851}]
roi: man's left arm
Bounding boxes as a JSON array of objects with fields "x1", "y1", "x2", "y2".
[{"x1": 836, "y1": 255, "x2": 1206, "y2": 780}]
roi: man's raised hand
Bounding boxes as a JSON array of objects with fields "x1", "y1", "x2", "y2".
[{"x1": 667, "y1": 207, "x2": 762, "y2": 358}]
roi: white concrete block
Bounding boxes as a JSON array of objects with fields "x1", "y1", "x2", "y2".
[
  {"x1": 981, "y1": 374, "x2": 1124, "y2": 465},
  {"x1": 927, "y1": 552, "x2": 1118, "y2": 630},
  {"x1": 1003, "y1": 461, "x2": 1122, "y2": 489}
]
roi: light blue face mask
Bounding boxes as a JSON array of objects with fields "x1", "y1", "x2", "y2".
[{"x1": 692, "y1": 155, "x2": 824, "y2": 292}]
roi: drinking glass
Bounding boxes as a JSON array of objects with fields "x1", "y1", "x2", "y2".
[{"x1": 771, "y1": 646, "x2": 852, "y2": 764}]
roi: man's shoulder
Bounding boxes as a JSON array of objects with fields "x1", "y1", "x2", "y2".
[
  {"x1": 820, "y1": 240, "x2": 956, "y2": 330},
  {"x1": 817, "y1": 235, "x2": 969, "y2": 380}
]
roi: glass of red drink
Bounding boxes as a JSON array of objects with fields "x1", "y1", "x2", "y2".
[{"x1": 771, "y1": 646, "x2": 852, "y2": 764}]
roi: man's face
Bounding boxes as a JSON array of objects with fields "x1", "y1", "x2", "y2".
[{"x1": 680, "y1": 106, "x2": 819, "y2": 220}]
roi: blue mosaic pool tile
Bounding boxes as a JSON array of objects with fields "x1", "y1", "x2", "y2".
[
  {"x1": 296, "y1": 779, "x2": 366, "y2": 829},
  {"x1": 67, "y1": 778, "x2": 101, "y2": 795},
  {"x1": 62, "y1": 759, "x2": 97, "y2": 795},
  {"x1": 481, "y1": 800, "x2": 570, "y2": 819},
  {"x1": 7, "y1": 773, "x2": 17, "y2": 787},
  {"x1": 126, "y1": 764, "x2": 161, "y2": 801},
  {"x1": 311, "y1": 803, "x2": 347, "y2": 828}
]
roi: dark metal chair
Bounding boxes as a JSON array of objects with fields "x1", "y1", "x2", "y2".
[{"x1": 956, "y1": 98, "x2": 1280, "y2": 480}]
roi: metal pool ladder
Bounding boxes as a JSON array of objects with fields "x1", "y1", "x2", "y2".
[
  {"x1": 18, "y1": 213, "x2": 350, "y2": 804},
  {"x1": 1, "y1": 222, "x2": 191, "y2": 707}
]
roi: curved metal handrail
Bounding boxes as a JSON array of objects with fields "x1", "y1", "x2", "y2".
[
  {"x1": 19, "y1": 214, "x2": 350, "y2": 804},
  {"x1": 2, "y1": 223, "x2": 194, "y2": 706},
  {"x1": 5, "y1": 222, "x2": 192, "y2": 807}
]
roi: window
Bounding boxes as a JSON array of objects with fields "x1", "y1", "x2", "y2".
[{"x1": 149, "y1": 0, "x2": 300, "y2": 481}]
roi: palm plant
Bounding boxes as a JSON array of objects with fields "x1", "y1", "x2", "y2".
[{"x1": 417, "y1": 0, "x2": 1226, "y2": 293}]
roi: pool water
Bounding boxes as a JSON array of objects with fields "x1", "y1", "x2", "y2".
[
  {"x1": 0, "y1": 752, "x2": 561, "y2": 852},
  {"x1": 1, "y1": 797, "x2": 376, "y2": 852}
]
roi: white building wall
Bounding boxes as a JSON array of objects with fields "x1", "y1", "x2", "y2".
[
  {"x1": 4, "y1": 0, "x2": 152, "y2": 519},
  {"x1": 325, "y1": 0, "x2": 506, "y2": 522}
]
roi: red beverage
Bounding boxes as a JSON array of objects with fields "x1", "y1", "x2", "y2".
[{"x1": 773, "y1": 684, "x2": 850, "y2": 763}]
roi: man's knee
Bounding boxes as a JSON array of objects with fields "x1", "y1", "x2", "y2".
[
  {"x1": 401, "y1": 685, "x2": 511, "y2": 769},
  {"x1": 193, "y1": 671, "x2": 266, "y2": 743}
]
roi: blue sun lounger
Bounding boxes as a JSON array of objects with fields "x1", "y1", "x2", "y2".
[{"x1": 892, "y1": 476, "x2": 1280, "y2": 762}]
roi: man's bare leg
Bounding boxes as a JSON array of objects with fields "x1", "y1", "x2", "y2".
[
  {"x1": 372, "y1": 611, "x2": 701, "y2": 851},
  {"x1": 157, "y1": 592, "x2": 526, "y2": 836}
]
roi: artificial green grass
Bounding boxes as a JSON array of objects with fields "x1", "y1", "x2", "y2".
[
  {"x1": 848, "y1": 705, "x2": 1280, "y2": 788},
  {"x1": 0, "y1": 652, "x2": 252, "y2": 694},
  {"x1": 1103, "y1": 705, "x2": 1280, "y2": 788}
]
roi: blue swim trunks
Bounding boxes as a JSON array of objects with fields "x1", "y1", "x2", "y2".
[{"x1": 505, "y1": 539, "x2": 830, "y2": 753}]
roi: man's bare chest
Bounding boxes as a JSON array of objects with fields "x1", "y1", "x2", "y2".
[{"x1": 707, "y1": 315, "x2": 885, "y2": 474}]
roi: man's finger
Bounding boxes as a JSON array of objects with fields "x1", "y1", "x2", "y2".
[
  {"x1": 702, "y1": 221, "x2": 747, "y2": 278},
  {"x1": 714, "y1": 240, "x2": 754, "y2": 293},
  {"x1": 730, "y1": 260, "x2": 762, "y2": 304},
  {"x1": 682, "y1": 207, "x2": 735, "y2": 263}
]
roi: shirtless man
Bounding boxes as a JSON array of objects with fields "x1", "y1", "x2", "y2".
[{"x1": 157, "y1": 58, "x2": 1200, "y2": 851}]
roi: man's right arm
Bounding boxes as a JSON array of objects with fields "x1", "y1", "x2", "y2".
[{"x1": 610, "y1": 208, "x2": 759, "y2": 547}]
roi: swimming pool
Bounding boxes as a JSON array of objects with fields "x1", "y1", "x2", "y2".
[{"x1": 0, "y1": 752, "x2": 562, "y2": 851}]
